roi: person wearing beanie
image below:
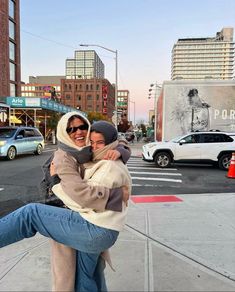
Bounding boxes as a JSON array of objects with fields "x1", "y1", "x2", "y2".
[
  {"x1": 91, "y1": 121, "x2": 118, "y2": 145},
  {"x1": 0, "y1": 112, "x2": 132, "y2": 292}
]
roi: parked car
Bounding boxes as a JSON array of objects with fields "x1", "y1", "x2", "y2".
[
  {"x1": 0, "y1": 126, "x2": 44, "y2": 160},
  {"x1": 142, "y1": 131, "x2": 235, "y2": 170}
]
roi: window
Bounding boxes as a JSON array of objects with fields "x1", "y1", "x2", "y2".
[
  {"x1": 87, "y1": 95, "x2": 93, "y2": 100},
  {"x1": 77, "y1": 95, "x2": 81, "y2": 101},
  {"x1": 79, "y1": 84, "x2": 82, "y2": 90},
  {"x1": 96, "y1": 94, "x2": 99, "y2": 100},
  {"x1": 9, "y1": 0, "x2": 15, "y2": 19},
  {"x1": 96, "y1": 84, "x2": 99, "y2": 90},
  {"x1": 10, "y1": 83, "x2": 16, "y2": 96},
  {"x1": 184, "y1": 134, "x2": 199, "y2": 143},
  {"x1": 9, "y1": 20, "x2": 15, "y2": 40},
  {"x1": 25, "y1": 129, "x2": 36, "y2": 137},
  {"x1": 9, "y1": 62, "x2": 15, "y2": 81},
  {"x1": 65, "y1": 94, "x2": 71, "y2": 100}
]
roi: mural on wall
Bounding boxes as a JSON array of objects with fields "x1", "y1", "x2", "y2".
[
  {"x1": 171, "y1": 88, "x2": 211, "y2": 133},
  {"x1": 162, "y1": 84, "x2": 235, "y2": 141}
]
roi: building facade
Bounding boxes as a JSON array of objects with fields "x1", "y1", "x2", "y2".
[
  {"x1": 117, "y1": 90, "x2": 129, "y2": 120},
  {"x1": 171, "y1": 27, "x2": 235, "y2": 80},
  {"x1": 21, "y1": 84, "x2": 61, "y2": 101},
  {"x1": 0, "y1": 0, "x2": 21, "y2": 97},
  {"x1": 21, "y1": 76, "x2": 64, "y2": 101},
  {"x1": 66, "y1": 50, "x2": 104, "y2": 79},
  {"x1": 60, "y1": 78, "x2": 115, "y2": 119}
]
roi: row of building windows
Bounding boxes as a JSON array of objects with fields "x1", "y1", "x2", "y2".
[
  {"x1": 173, "y1": 68, "x2": 233, "y2": 73},
  {"x1": 176, "y1": 43, "x2": 234, "y2": 49},
  {"x1": 21, "y1": 86, "x2": 60, "y2": 91},
  {"x1": 173, "y1": 65, "x2": 233, "y2": 70},
  {"x1": 66, "y1": 68, "x2": 94, "y2": 74},
  {"x1": 173, "y1": 51, "x2": 234, "y2": 57},
  {"x1": 64, "y1": 83, "x2": 100, "y2": 91},
  {"x1": 65, "y1": 94, "x2": 100, "y2": 101},
  {"x1": 75, "y1": 51, "x2": 95, "y2": 59},
  {"x1": 66, "y1": 75, "x2": 94, "y2": 79},
  {"x1": 66, "y1": 60, "x2": 95, "y2": 67},
  {"x1": 117, "y1": 91, "x2": 129, "y2": 97}
]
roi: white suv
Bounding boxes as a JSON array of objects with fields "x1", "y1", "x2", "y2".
[{"x1": 142, "y1": 132, "x2": 235, "y2": 170}]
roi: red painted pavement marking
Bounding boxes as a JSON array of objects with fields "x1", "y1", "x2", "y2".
[{"x1": 131, "y1": 195, "x2": 183, "y2": 203}]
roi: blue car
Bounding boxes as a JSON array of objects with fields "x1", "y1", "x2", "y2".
[{"x1": 0, "y1": 126, "x2": 45, "y2": 160}]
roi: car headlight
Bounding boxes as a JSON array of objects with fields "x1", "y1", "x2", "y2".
[
  {"x1": 0, "y1": 141, "x2": 7, "y2": 146},
  {"x1": 147, "y1": 143, "x2": 157, "y2": 149}
]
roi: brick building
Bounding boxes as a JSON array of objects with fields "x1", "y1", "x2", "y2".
[
  {"x1": 21, "y1": 76, "x2": 65, "y2": 101},
  {"x1": 0, "y1": 0, "x2": 21, "y2": 97},
  {"x1": 60, "y1": 78, "x2": 115, "y2": 118}
]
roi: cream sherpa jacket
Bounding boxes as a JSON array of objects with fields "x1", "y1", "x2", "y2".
[
  {"x1": 52, "y1": 111, "x2": 132, "y2": 232},
  {"x1": 52, "y1": 148, "x2": 132, "y2": 231}
]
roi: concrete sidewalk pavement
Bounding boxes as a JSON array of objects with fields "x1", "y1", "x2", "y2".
[
  {"x1": 1, "y1": 194, "x2": 235, "y2": 291},
  {"x1": 1, "y1": 142, "x2": 235, "y2": 291}
]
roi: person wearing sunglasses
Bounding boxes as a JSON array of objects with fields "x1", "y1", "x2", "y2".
[{"x1": 0, "y1": 112, "x2": 131, "y2": 292}]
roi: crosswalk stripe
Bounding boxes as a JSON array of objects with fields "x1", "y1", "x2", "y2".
[
  {"x1": 129, "y1": 171, "x2": 181, "y2": 176},
  {"x1": 131, "y1": 177, "x2": 182, "y2": 183},
  {"x1": 127, "y1": 166, "x2": 178, "y2": 171}
]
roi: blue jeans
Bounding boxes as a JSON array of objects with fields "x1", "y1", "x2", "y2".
[
  {"x1": 76, "y1": 252, "x2": 107, "y2": 292},
  {"x1": 0, "y1": 203, "x2": 118, "y2": 291}
]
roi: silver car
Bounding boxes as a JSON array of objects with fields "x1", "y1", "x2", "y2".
[{"x1": 0, "y1": 126, "x2": 44, "y2": 160}]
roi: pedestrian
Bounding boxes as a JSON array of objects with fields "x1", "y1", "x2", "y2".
[
  {"x1": 49, "y1": 115, "x2": 131, "y2": 291},
  {"x1": 0, "y1": 112, "x2": 132, "y2": 292}
]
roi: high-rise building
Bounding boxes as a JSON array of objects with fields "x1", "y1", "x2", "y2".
[
  {"x1": 171, "y1": 27, "x2": 235, "y2": 80},
  {"x1": 65, "y1": 50, "x2": 104, "y2": 79},
  {"x1": 0, "y1": 0, "x2": 21, "y2": 97}
]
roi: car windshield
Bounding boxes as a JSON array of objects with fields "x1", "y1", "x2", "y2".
[{"x1": 0, "y1": 128, "x2": 17, "y2": 138}]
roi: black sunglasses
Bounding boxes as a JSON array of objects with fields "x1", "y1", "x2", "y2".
[{"x1": 66, "y1": 124, "x2": 88, "y2": 134}]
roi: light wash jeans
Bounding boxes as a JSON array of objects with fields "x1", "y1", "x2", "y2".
[{"x1": 0, "y1": 203, "x2": 118, "y2": 291}]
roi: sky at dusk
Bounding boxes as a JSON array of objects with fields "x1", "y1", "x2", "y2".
[{"x1": 20, "y1": 0, "x2": 235, "y2": 123}]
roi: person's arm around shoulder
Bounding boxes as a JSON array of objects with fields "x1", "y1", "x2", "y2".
[
  {"x1": 103, "y1": 139, "x2": 131, "y2": 164},
  {"x1": 52, "y1": 150, "x2": 126, "y2": 212}
]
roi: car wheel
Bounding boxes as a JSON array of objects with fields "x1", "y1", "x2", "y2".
[
  {"x1": 35, "y1": 144, "x2": 43, "y2": 155},
  {"x1": 7, "y1": 146, "x2": 16, "y2": 160},
  {"x1": 218, "y1": 153, "x2": 231, "y2": 170},
  {"x1": 154, "y1": 152, "x2": 171, "y2": 168}
]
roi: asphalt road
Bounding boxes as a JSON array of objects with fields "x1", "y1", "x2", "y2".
[{"x1": 1, "y1": 145, "x2": 235, "y2": 217}]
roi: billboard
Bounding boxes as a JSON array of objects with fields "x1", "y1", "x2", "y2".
[{"x1": 157, "y1": 81, "x2": 235, "y2": 141}]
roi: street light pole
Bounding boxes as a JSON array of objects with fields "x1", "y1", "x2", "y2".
[
  {"x1": 129, "y1": 99, "x2": 135, "y2": 126},
  {"x1": 80, "y1": 44, "x2": 118, "y2": 128}
]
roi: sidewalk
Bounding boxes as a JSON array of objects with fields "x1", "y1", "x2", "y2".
[{"x1": 1, "y1": 142, "x2": 235, "y2": 291}]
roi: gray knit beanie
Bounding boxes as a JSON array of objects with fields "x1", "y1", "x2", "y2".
[{"x1": 91, "y1": 121, "x2": 118, "y2": 145}]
